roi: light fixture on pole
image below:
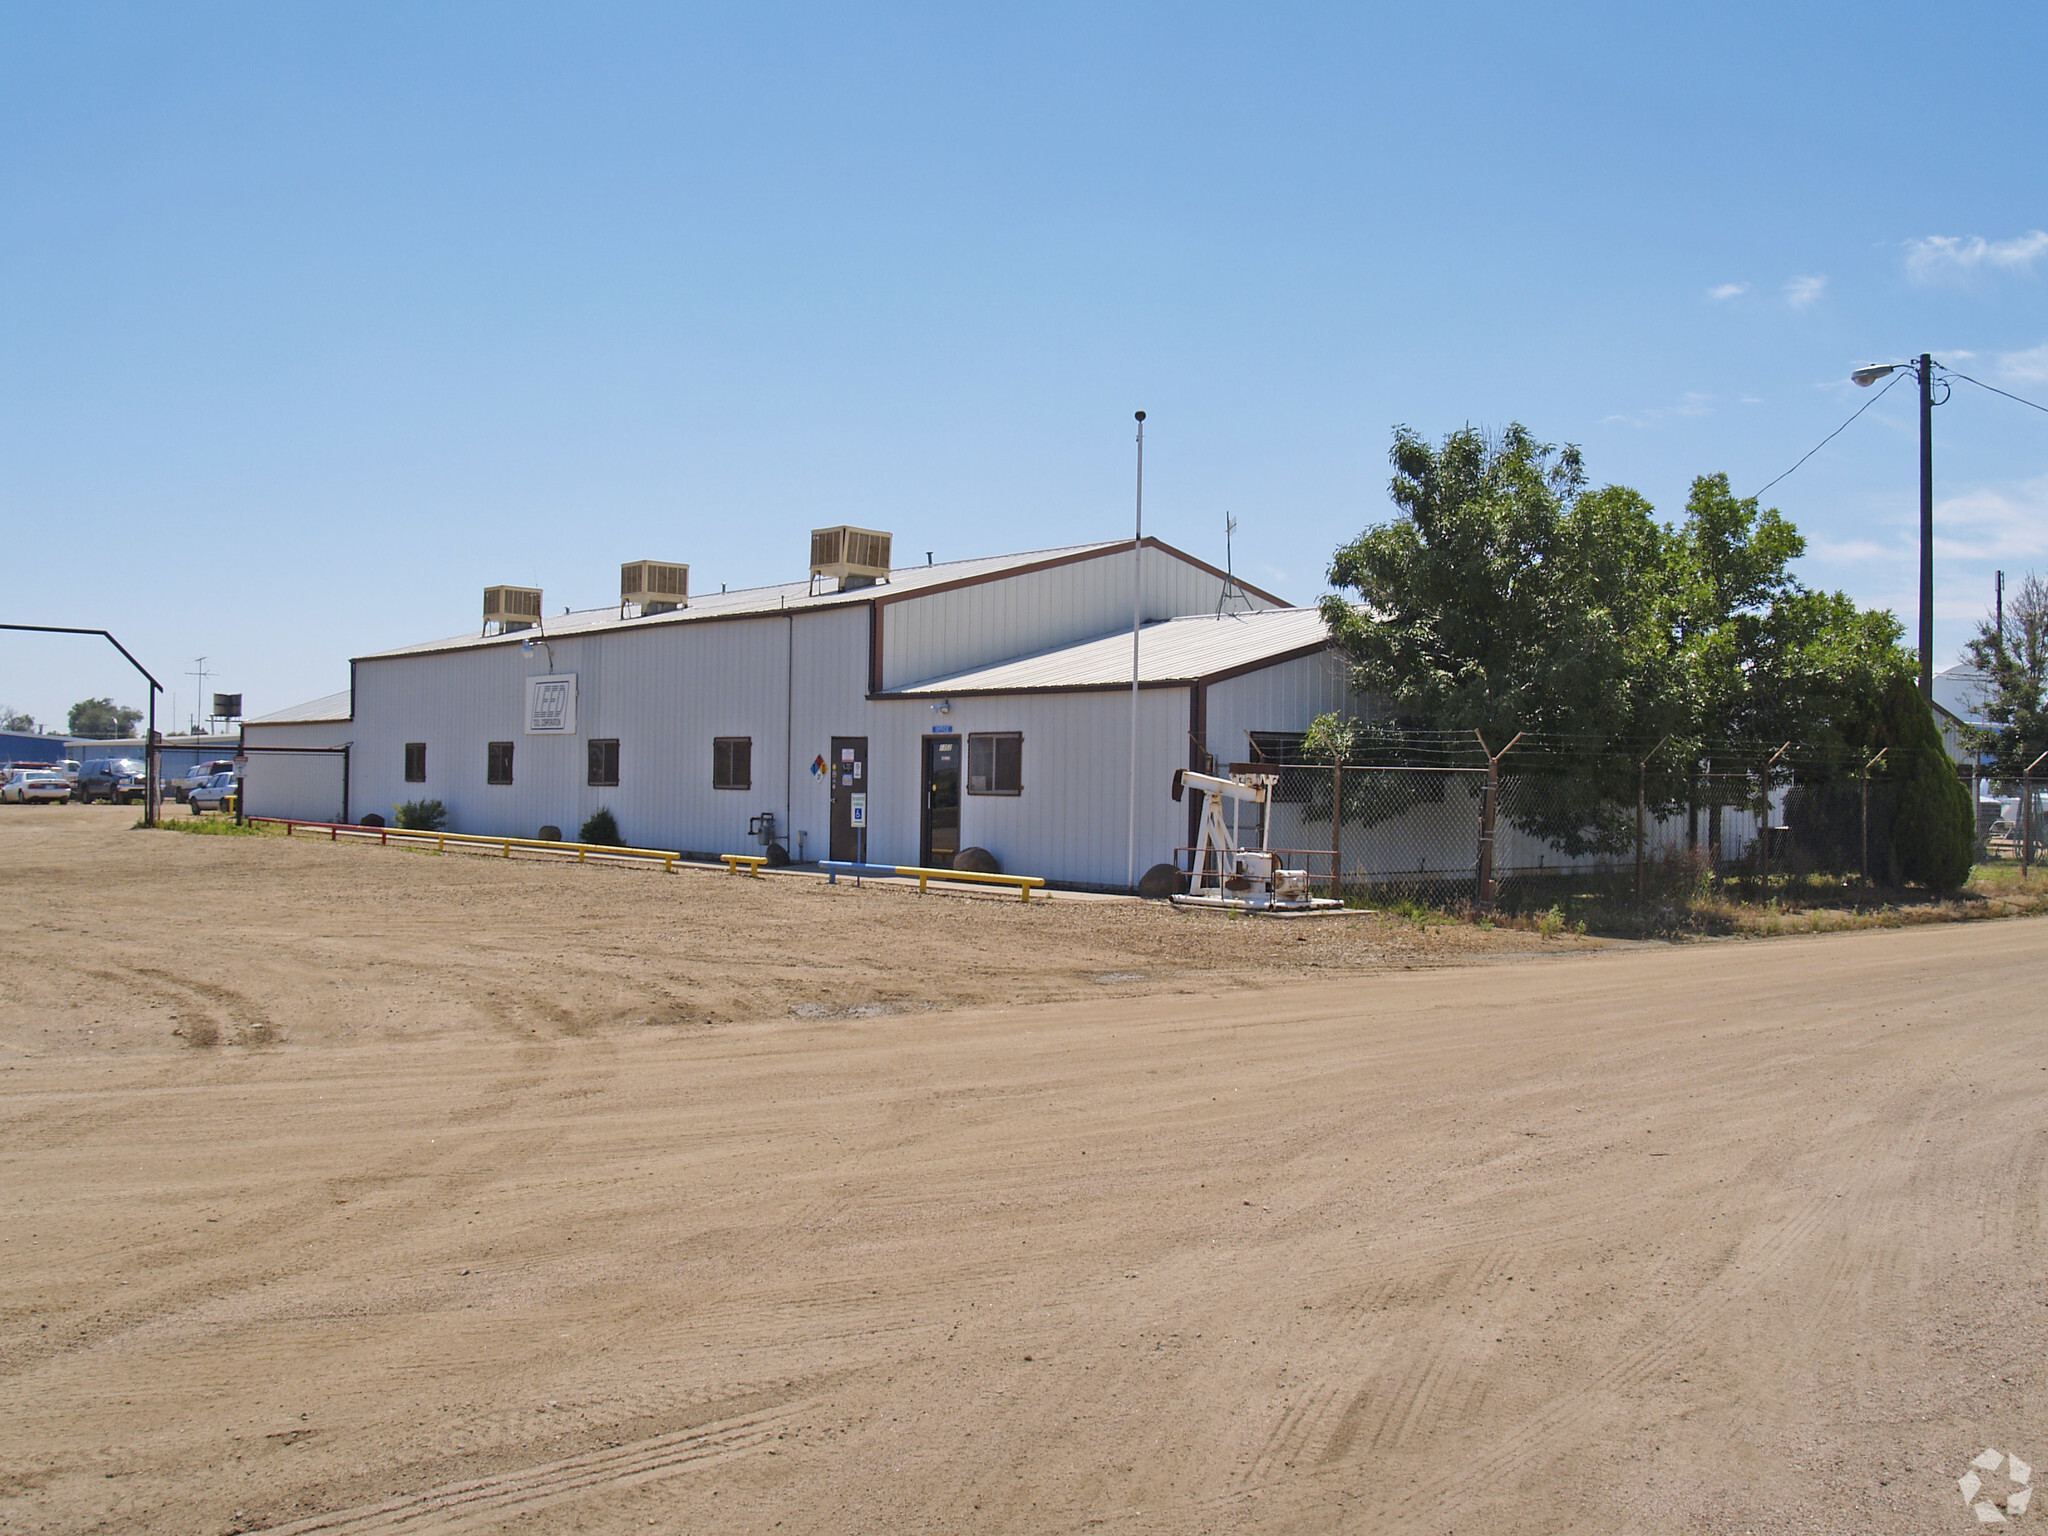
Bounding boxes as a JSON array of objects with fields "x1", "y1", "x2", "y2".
[
  {"x1": 1850, "y1": 353, "x2": 1946, "y2": 701},
  {"x1": 1127, "y1": 410, "x2": 1146, "y2": 892}
]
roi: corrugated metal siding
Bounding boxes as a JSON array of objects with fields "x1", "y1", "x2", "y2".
[
  {"x1": 350, "y1": 606, "x2": 871, "y2": 854},
  {"x1": 239, "y1": 718, "x2": 353, "y2": 823},
  {"x1": 881, "y1": 545, "x2": 1275, "y2": 691},
  {"x1": 863, "y1": 688, "x2": 1192, "y2": 887},
  {"x1": 1201, "y1": 650, "x2": 1360, "y2": 766}
]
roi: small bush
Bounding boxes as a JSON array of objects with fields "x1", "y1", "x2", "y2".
[
  {"x1": 394, "y1": 799, "x2": 447, "y2": 831},
  {"x1": 1537, "y1": 904, "x2": 1565, "y2": 938},
  {"x1": 579, "y1": 808, "x2": 622, "y2": 846}
]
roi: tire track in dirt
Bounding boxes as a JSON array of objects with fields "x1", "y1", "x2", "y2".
[{"x1": 251, "y1": 1399, "x2": 810, "y2": 1535}]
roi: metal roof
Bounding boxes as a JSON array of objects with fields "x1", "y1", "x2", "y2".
[
  {"x1": 884, "y1": 607, "x2": 1334, "y2": 695},
  {"x1": 357, "y1": 542, "x2": 1130, "y2": 662},
  {"x1": 247, "y1": 689, "x2": 353, "y2": 725}
]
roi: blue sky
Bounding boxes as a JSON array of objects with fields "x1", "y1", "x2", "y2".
[{"x1": 4, "y1": 3, "x2": 2045, "y2": 731}]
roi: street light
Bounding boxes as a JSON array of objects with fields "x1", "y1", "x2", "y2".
[{"x1": 1850, "y1": 352, "x2": 1944, "y2": 701}]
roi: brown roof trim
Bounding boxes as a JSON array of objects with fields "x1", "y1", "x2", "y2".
[
  {"x1": 350, "y1": 602, "x2": 823, "y2": 665},
  {"x1": 352, "y1": 537, "x2": 1288, "y2": 665},
  {"x1": 1144, "y1": 538, "x2": 1289, "y2": 608},
  {"x1": 871, "y1": 537, "x2": 1288, "y2": 611},
  {"x1": 873, "y1": 637, "x2": 1334, "y2": 702},
  {"x1": 1194, "y1": 639, "x2": 1337, "y2": 688},
  {"x1": 872, "y1": 679, "x2": 1193, "y2": 701}
]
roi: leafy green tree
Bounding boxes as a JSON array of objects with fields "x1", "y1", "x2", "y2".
[
  {"x1": 68, "y1": 697, "x2": 142, "y2": 739},
  {"x1": 1874, "y1": 677, "x2": 1974, "y2": 889},
  {"x1": 1, "y1": 707, "x2": 37, "y2": 733},
  {"x1": 1963, "y1": 570, "x2": 2048, "y2": 777},
  {"x1": 1663, "y1": 474, "x2": 1910, "y2": 835},
  {"x1": 1318, "y1": 429, "x2": 1910, "y2": 859},
  {"x1": 1318, "y1": 424, "x2": 1676, "y2": 852}
]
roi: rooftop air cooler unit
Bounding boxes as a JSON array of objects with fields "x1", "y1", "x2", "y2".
[
  {"x1": 483, "y1": 585, "x2": 544, "y2": 635},
  {"x1": 621, "y1": 560, "x2": 689, "y2": 616},
  {"x1": 809, "y1": 526, "x2": 893, "y2": 592}
]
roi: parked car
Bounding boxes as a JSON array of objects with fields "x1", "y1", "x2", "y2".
[
  {"x1": 187, "y1": 772, "x2": 239, "y2": 814},
  {"x1": 52, "y1": 759, "x2": 81, "y2": 786},
  {"x1": 75, "y1": 758, "x2": 149, "y2": 805},
  {"x1": 1, "y1": 770, "x2": 72, "y2": 804},
  {"x1": 170, "y1": 759, "x2": 238, "y2": 802}
]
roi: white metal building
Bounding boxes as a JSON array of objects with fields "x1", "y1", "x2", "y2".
[{"x1": 242, "y1": 534, "x2": 1364, "y2": 889}]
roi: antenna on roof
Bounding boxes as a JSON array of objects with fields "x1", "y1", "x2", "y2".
[{"x1": 1216, "y1": 513, "x2": 1253, "y2": 616}]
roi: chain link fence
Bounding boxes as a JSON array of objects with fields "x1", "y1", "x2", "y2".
[{"x1": 1184, "y1": 762, "x2": 1775, "y2": 911}]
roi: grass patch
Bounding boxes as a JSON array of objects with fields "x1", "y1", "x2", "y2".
[
  {"x1": 1336, "y1": 855, "x2": 2048, "y2": 941},
  {"x1": 142, "y1": 814, "x2": 283, "y2": 838}
]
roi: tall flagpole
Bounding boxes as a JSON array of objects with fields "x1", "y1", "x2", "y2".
[{"x1": 1128, "y1": 410, "x2": 1145, "y2": 890}]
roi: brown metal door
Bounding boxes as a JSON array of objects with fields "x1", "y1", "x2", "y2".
[
  {"x1": 830, "y1": 736, "x2": 868, "y2": 863},
  {"x1": 921, "y1": 735, "x2": 960, "y2": 868}
]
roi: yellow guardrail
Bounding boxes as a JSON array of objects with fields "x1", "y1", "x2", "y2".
[
  {"x1": 820, "y1": 859, "x2": 1047, "y2": 902},
  {"x1": 252, "y1": 817, "x2": 686, "y2": 871}
]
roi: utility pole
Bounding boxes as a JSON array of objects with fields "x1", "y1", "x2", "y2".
[
  {"x1": 1852, "y1": 355, "x2": 1943, "y2": 701},
  {"x1": 1127, "y1": 411, "x2": 1145, "y2": 892},
  {"x1": 1918, "y1": 352, "x2": 1935, "y2": 702}
]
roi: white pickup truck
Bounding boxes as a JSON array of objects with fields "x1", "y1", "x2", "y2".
[{"x1": 170, "y1": 759, "x2": 237, "y2": 802}]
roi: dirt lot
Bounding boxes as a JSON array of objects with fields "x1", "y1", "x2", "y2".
[{"x1": 5, "y1": 805, "x2": 2047, "y2": 1534}]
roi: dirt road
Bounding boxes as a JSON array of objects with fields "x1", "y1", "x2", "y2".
[{"x1": 4, "y1": 809, "x2": 2045, "y2": 1533}]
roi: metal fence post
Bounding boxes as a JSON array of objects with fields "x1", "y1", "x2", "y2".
[
  {"x1": 1329, "y1": 759, "x2": 1343, "y2": 901},
  {"x1": 1861, "y1": 747, "x2": 1887, "y2": 886},
  {"x1": 1473, "y1": 730, "x2": 1522, "y2": 912},
  {"x1": 2021, "y1": 753, "x2": 2048, "y2": 880},
  {"x1": 1635, "y1": 736, "x2": 1668, "y2": 916},
  {"x1": 1759, "y1": 742, "x2": 1790, "y2": 893}
]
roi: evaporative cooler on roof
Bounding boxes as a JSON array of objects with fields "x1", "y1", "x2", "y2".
[
  {"x1": 482, "y1": 585, "x2": 544, "y2": 634},
  {"x1": 809, "y1": 526, "x2": 892, "y2": 591},
  {"x1": 621, "y1": 561, "x2": 689, "y2": 615}
]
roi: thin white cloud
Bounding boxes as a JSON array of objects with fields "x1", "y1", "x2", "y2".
[
  {"x1": 1932, "y1": 476, "x2": 2048, "y2": 564},
  {"x1": 1997, "y1": 341, "x2": 2048, "y2": 384},
  {"x1": 1807, "y1": 537, "x2": 1893, "y2": 565},
  {"x1": 1783, "y1": 275, "x2": 1828, "y2": 310},
  {"x1": 1707, "y1": 282, "x2": 1748, "y2": 301},
  {"x1": 1601, "y1": 392, "x2": 1716, "y2": 428},
  {"x1": 1905, "y1": 231, "x2": 2048, "y2": 284}
]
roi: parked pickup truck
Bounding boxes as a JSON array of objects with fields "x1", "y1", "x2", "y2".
[{"x1": 170, "y1": 759, "x2": 238, "y2": 803}]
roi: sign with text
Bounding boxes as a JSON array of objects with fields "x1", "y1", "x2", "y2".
[{"x1": 525, "y1": 673, "x2": 577, "y2": 735}]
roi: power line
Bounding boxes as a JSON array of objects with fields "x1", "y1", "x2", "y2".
[
  {"x1": 1749, "y1": 370, "x2": 1907, "y2": 499},
  {"x1": 1945, "y1": 369, "x2": 2048, "y2": 417}
]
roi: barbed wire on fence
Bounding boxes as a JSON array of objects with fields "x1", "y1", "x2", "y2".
[{"x1": 1203, "y1": 755, "x2": 1956, "y2": 910}]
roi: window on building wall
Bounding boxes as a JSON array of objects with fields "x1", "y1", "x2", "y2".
[
  {"x1": 966, "y1": 732, "x2": 1022, "y2": 795},
  {"x1": 404, "y1": 742, "x2": 426, "y2": 782},
  {"x1": 588, "y1": 738, "x2": 620, "y2": 787},
  {"x1": 487, "y1": 741, "x2": 514, "y2": 785},
  {"x1": 713, "y1": 736, "x2": 751, "y2": 790}
]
